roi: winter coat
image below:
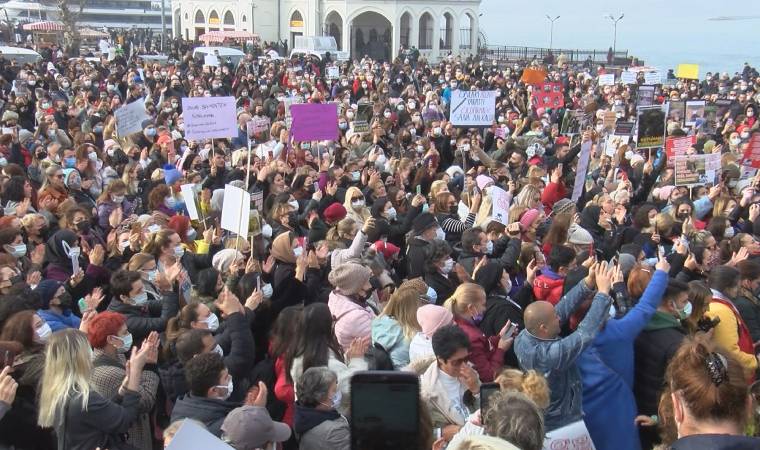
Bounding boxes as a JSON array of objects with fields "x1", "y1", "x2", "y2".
[
  {"x1": 734, "y1": 289, "x2": 760, "y2": 343},
  {"x1": 290, "y1": 349, "x2": 368, "y2": 415},
  {"x1": 328, "y1": 290, "x2": 376, "y2": 352},
  {"x1": 37, "y1": 308, "x2": 81, "y2": 331},
  {"x1": 54, "y1": 390, "x2": 141, "y2": 450},
  {"x1": 706, "y1": 292, "x2": 758, "y2": 380},
  {"x1": 454, "y1": 317, "x2": 505, "y2": 382},
  {"x1": 419, "y1": 359, "x2": 478, "y2": 428},
  {"x1": 480, "y1": 293, "x2": 526, "y2": 368},
  {"x1": 405, "y1": 236, "x2": 431, "y2": 279},
  {"x1": 371, "y1": 315, "x2": 411, "y2": 369},
  {"x1": 170, "y1": 394, "x2": 239, "y2": 437},
  {"x1": 533, "y1": 268, "x2": 565, "y2": 305},
  {"x1": 106, "y1": 291, "x2": 179, "y2": 347},
  {"x1": 425, "y1": 271, "x2": 455, "y2": 305},
  {"x1": 293, "y1": 404, "x2": 350, "y2": 450}
]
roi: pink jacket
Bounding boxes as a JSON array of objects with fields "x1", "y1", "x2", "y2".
[{"x1": 328, "y1": 291, "x2": 376, "y2": 352}]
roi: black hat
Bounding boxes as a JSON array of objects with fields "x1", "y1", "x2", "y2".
[{"x1": 412, "y1": 212, "x2": 438, "y2": 235}]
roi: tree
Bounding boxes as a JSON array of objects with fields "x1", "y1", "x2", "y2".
[{"x1": 53, "y1": 0, "x2": 86, "y2": 54}]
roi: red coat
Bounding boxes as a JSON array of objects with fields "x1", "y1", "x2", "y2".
[
  {"x1": 454, "y1": 318, "x2": 505, "y2": 382},
  {"x1": 273, "y1": 354, "x2": 295, "y2": 427},
  {"x1": 533, "y1": 274, "x2": 565, "y2": 305},
  {"x1": 541, "y1": 181, "x2": 567, "y2": 215}
]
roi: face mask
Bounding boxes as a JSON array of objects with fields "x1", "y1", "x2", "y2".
[
  {"x1": 330, "y1": 389, "x2": 342, "y2": 409},
  {"x1": 435, "y1": 227, "x2": 445, "y2": 241},
  {"x1": 425, "y1": 286, "x2": 438, "y2": 303},
  {"x1": 748, "y1": 110, "x2": 755, "y2": 117},
  {"x1": 145, "y1": 128, "x2": 157, "y2": 137},
  {"x1": 352, "y1": 199, "x2": 365, "y2": 209},
  {"x1": 383, "y1": 111, "x2": 391, "y2": 118},
  {"x1": 262, "y1": 283, "x2": 274, "y2": 298},
  {"x1": 672, "y1": 300, "x2": 692, "y2": 320},
  {"x1": 8, "y1": 243, "x2": 26, "y2": 258},
  {"x1": 204, "y1": 313, "x2": 220, "y2": 332},
  {"x1": 433, "y1": 127, "x2": 442, "y2": 136},
  {"x1": 725, "y1": 227, "x2": 735, "y2": 238},
  {"x1": 212, "y1": 343, "x2": 224, "y2": 357},
  {"x1": 173, "y1": 245, "x2": 185, "y2": 258},
  {"x1": 471, "y1": 311, "x2": 484, "y2": 325},
  {"x1": 731, "y1": 138, "x2": 742, "y2": 146},
  {"x1": 165, "y1": 197, "x2": 177, "y2": 209},
  {"x1": 441, "y1": 258, "x2": 455, "y2": 274},
  {"x1": 216, "y1": 377, "x2": 233, "y2": 401},
  {"x1": 339, "y1": 122, "x2": 348, "y2": 130},
  {"x1": 288, "y1": 199, "x2": 299, "y2": 210},
  {"x1": 293, "y1": 246, "x2": 304, "y2": 258},
  {"x1": 608, "y1": 303, "x2": 617, "y2": 319},
  {"x1": 35, "y1": 322, "x2": 52, "y2": 343},
  {"x1": 64, "y1": 156, "x2": 76, "y2": 168},
  {"x1": 485, "y1": 240, "x2": 494, "y2": 255},
  {"x1": 112, "y1": 194, "x2": 125, "y2": 204},
  {"x1": 385, "y1": 207, "x2": 397, "y2": 221},
  {"x1": 113, "y1": 333, "x2": 133, "y2": 353},
  {"x1": 132, "y1": 291, "x2": 149, "y2": 306}
]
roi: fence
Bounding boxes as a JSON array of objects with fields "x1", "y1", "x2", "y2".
[{"x1": 479, "y1": 45, "x2": 633, "y2": 65}]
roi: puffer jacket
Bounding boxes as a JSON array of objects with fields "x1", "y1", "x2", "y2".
[
  {"x1": 371, "y1": 315, "x2": 411, "y2": 369},
  {"x1": 293, "y1": 403, "x2": 350, "y2": 450},
  {"x1": 533, "y1": 269, "x2": 565, "y2": 305},
  {"x1": 328, "y1": 290, "x2": 376, "y2": 352}
]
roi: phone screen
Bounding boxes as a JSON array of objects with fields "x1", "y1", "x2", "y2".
[
  {"x1": 351, "y1": 371, "x2": 419, "y2": 450},
  {"x1": 480, "y1": 382, "x2": 501, "y2": 426}
]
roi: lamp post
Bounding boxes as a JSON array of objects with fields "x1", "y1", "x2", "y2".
[
  {"x1": 545, "y1": 15, "x2": 559, "y2": 49},
  {"x1": 607, "y1": 13, "x2": 624, "y2": 54}
]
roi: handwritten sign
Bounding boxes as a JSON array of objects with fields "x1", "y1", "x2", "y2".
[
  {"x1": 543, "y1": 420, "x2": 596, "y2": 450},
  {"x1": 572, "y1": 140, "x2": 593, "y2": 202},
  {"x1": 247, "y1": 117, "x2": 271, "y2": 137},
  {"x1": 490, "y1": 186, "x2": 510, "y2": 225},
  {"x1": 290, "y1": 103, "x2": 338, "y2": 141},
  {"x1": 621, "y1": 71, "x2": 638, "y2": 85},
  {"x1": 598, "y1": 73, "x2": 615, "y2": 86},
  {"x1": 181, "y1": 96, "x2": 237, "y2": 140},
  {"x1": 450, "y1": 90, "x2": 497, "y2": 126},
  {"x1": 114, "y1": 100, "x2": 148, "y2": 136},
  {"x1": 521, "y1": 68, "x2": 547, "y2": 85}
]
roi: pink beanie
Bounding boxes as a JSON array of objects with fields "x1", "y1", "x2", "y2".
[
  {"x1": 519, "y1": 208, "x2": 541, "y2": 230},
  {"x1": 476, "y1": 175, "x2": 494, "y2": 191},
  {"x1": 416, "y1": 304, "x2": 453, "y2": 338}
]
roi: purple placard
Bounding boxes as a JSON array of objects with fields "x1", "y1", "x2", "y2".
[{"x1": 290, "y1": 103, "x2": 338, "y2": 141}]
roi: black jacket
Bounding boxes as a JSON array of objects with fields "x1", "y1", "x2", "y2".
[
  {"x1": 734, "y1": 290, "x2": 760, "y2": 343},
  {"x1": 158, "y1": 360, "x2": 187, "y2": 404},
  {"x1": 425, "y1": 271, "x2": 455, "y2": 306},
  {"x1": 671, "y1": 434, "x2": 760, "y2": 450},
  {"x1": 106, "y1": 291, "x2": 179, "y2": 347},
  {"x1": 480, "y1": 292, "x2": 526, "y2": 368},
  {"x1": 405, "y1": 237, "x2": 430, "y2": 279},
  {"x1": 458, "y1": 236, "x2": 522, "y2": 277},
  {"x1": 214, "y1": 312, "x2": 255, "y2": 400},
  {"x1": 170, "y1": 394, "x2": 239, "y2": 437},
  {"x1": 55, "y1": 390, "x2": 141, "y2": 450}
]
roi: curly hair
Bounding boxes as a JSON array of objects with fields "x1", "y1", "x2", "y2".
[{"x1": 494, "y1": 368, "x2": 550, "y2": 410}]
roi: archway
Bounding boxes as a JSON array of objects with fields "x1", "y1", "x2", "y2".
[
  {"x1": 460, "y1": 13, "x2": 475, "y2": 50},
  {"x1": 209, "y1": 10, "x2": 220, "y2": 32},
  {"x1": 223, "y1": 11, "x2": 235, "y2": 31},
  {"x1": 440, "y1": 13, "x2": 453, "y2": 50},
  {"x1": 350, "y1": 11, "x2": 392, "y2": 61},
  {"x1": 194, "y1": 10, "x2": 205, "y2": 38},
  {"x1": 289, "y1": 10, "x2": 304, "y2": 49},
  {"x1": 399, "y1": 12, "x2": 411, "y2": 49},
  {"x1": 418, "y1": 13, "x2": 434, "y2": 50},
  {"x1": 325, "y1": 11, "x2": 343, "y2": 50}
]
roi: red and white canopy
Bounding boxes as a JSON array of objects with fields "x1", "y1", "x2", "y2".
[
  {"x1": 198, "y1": 31, "x2": 226, "y2": 43},
  {"x1": 22, "y1": 21, "x2": 65, "y2": 31},
  {"x1": 223, "y1": 31, "x2": 258, "y2": 40},
  {"x1": 79, "y1": 28, "x2": 109, "y2": 38}
]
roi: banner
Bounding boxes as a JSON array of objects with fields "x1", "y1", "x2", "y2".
[
  {"x1": 114, "y1": 100, "x2": 148, "y2": 137},
  {"x1": 637, "y1": 85, "x2": 655, "y2": 107},
  {"x1": 621, "y1": 71, "x2": 638, "y2": 85},
  {"x1": 744, "y1": 133, "x2": 760, "y2": 168},
  {"x1": 572, "y1": 140, "x2": 593, "y2": 202},
  {"x1": 637, "y1": 106, "x2": 666, "y2": 149},
  {"x1": 182, "y1": 96, "x2": 237, "y2": 140},
  {"x1": 450, "y1": 90, "x2": 497, "y2": 126},
  {"x1": 614, "y1": 121, "x2": 636, "y2": 136},
  {"x1": 665, "y1": 135, "x2": 696, "y2": 161},
  {"x1": 520, "y1": 68, "x2": 547, "y2": 85},
  {"x1": 598, "y1": 73, "x2": 615, "y2": 86},
  {"x1": 290, "y1": 103, "x2": 339, "y2": 141},
  {"x1": 490, "y1": 186, "x2": 510, "y2": 225},
  {"x1": 676, "y1": 64, "x2": 699, "y2": 80},
  {"x1": 530, "y1": 82, "x2": 564, "y2": 110},
  {"x1": 685, "y1": 100, "x2": 706, "y2": 127},
  {"x1": 674, "y1": 154, "x2": 720, "y2": 186},
  {"x1": 603, "y1": 111, "x2": 617, "y2": 131}
]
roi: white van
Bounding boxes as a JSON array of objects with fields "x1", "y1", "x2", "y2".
[
  {"x1": 192, "y1": 46, "x2": 245, "y2": 66},
  {"x1": 0, "y1": 46, "x2": 42, "y2": 65},
  {"x1": 289, "y1": 36, "x2": 348, "y2": 61}
]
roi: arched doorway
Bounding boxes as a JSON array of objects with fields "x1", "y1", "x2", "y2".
[
  {"x1": 194, "y1": 10, "x2": 205, "y2": 38},
  {"x1": 399, "y1": 12, "x2": 411, "y2": 49},
  {"x1": 418, "y1": 13, "x2": 434, "y2": 50},
  {"x1": 209, "y1": 10, "x2": 220, "y2": 31},
  {"x1": 289, "y1": 10, "x2": 304, "y2": 49},
  {"x1": 440, "y1": 13, "x2": 453, "y2": 50},
  {"x1": 223, "y1": 11, "x2": 235, "y2": 31},
  {"x1": 350, "y1": 11, "x2": 392, "y2": 61},
  {"x1": 460, "y1": 13, "x2": 475, "y2": 51},
  {"x1": 325, "y1": 11, "x2": 343, "y2": 50}
]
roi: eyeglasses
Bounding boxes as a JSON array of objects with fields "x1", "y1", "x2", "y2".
[{"x1": 54, "y1": 174, "x2": 64, "y2": 179}]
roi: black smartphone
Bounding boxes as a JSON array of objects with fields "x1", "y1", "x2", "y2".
[
  {"x1": 351, "y1": 371, "x2": 420, "y2": 450},
  {"x1": 480, "y1": 382, "x2": 500, "y2": 426}
]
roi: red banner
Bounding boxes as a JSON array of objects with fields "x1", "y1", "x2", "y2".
[
  {"x1": 665, "y1": 135, "x2": 696, "y2": 167},
  {"x1": 744, "y1": 133, "x2": 760, "y2": 168},
  {"x1": 531, "y1": 82, "x2": 564, "y2": 110}
]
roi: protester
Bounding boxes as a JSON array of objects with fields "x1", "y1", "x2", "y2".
[{"x1": 293, "y1": 367, "x2": 350, "y2": 450}]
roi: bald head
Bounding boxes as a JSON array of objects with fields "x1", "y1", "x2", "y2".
[{"x1": 524, "y1": 301, "x2": 559, "y2": 338}]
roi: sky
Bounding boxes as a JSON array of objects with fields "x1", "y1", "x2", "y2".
[{"x1": 478, "y1": 0, "x2": 760, "y2": 76}]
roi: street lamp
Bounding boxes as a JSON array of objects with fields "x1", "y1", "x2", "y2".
[
  {"x1": 607, "y1": 13, "x2": 624, "y2": 55},
  {"x1": 545, "y1": 15, "x2": 559, "y2": 49}
]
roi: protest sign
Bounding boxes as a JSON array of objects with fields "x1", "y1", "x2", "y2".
[
  {"x1": 598, "y1": 73, "x2": 615, "y2": 86},
  {"x1": 614, "y1": 121, "x2": 636, "y2": 136},
  {"x1": 179, "y1": 184, "x2": 200, "y2": 221},
  {"x1": 702, "y1": 101, "x2": 731, "y2": 134},
  {"x1": 353, "y1": 103, "x2": 373, "y2": 133},
  {"x1": 520, "y1": 68, "x2": 547, "y2": 85},
  {"x1": 637, "y1": 85, "x2": 655, "y2": 107},
  {"x1": 665, "y1": 135, "x2": 696, "y2": 162},
  {"x1": 603, "y1": 111, "x2": 617, "y2": 131},
  {"x1": 166, "y1": 419, "x2": 233, "y2": 450},
  {"x1": 530, "y1": 83, "x2": 564, "y2": 110},
  {"x1": 644, "y1": 71, "x2": 662, "y2": 85},
  {"x1": 676, "y1": 64, "x2": 699, "y2": 80},
  {"x1": 326, "y1": 66, "x2": 340, "y2": 79},
  {"x1": 685, "y1": 100, "x2": 706, "y2": 127},
  {"x1": 203, "y1": 54, "x2": 219, "y2": 67},
  {"x1": 674, "y1": 155, "x2": 709, "y2": 186},
  {"x1": 543, "y1": 420, "x2": 596, "y2": 450},
  {"x1": 490, "y1": 186, "x2": 510, "y2": 225},
  {"x1": 251, "y1": 190, "x2": 264, "y2": 211},
  {"x1": 667, "y1": 100, "x2": 686, "y2": 124},
  {"x1": 605, "y1": 135, "x2": 630, "y2": 156},
  {"x1": 744, "y1": 133, "x2": 760, "y2": 168},
  {"x1": 572, "y1": 140, "x2": 593, "y2": 202},
  {"x1": 114, "y1": 100, "x2": 148, "y2": 137},
  {"x1": 247, "y1": 116, "x2": 271, "y2": 136},
  {"x1": 221, "y1": 184, "x2": 251, "y2": 237},
  {"x1": 621, "y1": 71, "x2": 638, "y2": 85},
  {"x1": 291, "y1": 103, "x2": 338, "y2": 141},
  {"x1": 637, "y1": 106, "x2": 666, "y2": 148},
  {"x1": 182, "y1": 96, "x2": 237, "y2": 140},
  {"x1": 450, "y1": 90, "x2": 497, "y2": 126},
  {"x1": 561, "y1": 110, "x2": 584, "y2": 135}
]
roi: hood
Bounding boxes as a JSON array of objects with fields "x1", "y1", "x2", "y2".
[
  {"x1": 271, "y1": 231, "x2": 296, "y2": 264},
  {"x1": 644, "y1": 311, "x2": 683, "y2": 331},
  {"x1": 172, "y1": 394, "x2": 238, "y2": 421},
  {"x1": 293, "y1": 404, "x2": 342, "y2": 435},
  {"x1": 371, "y1": 315, "x2": 405, "y2": 349}
]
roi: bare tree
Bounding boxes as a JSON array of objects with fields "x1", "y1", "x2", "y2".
[{"x1": 54, "y1": 0, "x2": 86, "y2": 53}]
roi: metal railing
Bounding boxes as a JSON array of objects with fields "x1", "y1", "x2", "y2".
[{"x1": 479, "y1": 45, "x2": 632, "y2": 65}]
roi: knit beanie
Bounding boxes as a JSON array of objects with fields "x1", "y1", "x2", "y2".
[
  {"x1": 323, "y1": 202, "x2": 347, "y2": 224},
  {"x1": 163, "y1": 164, "x2": 181, "y2": 185},
  {"x1": 412, "y1": 212, "x2": 438, "y2": 235},
  {"x1": 328, "y1": 262, "x2": 372, "y2": 295},
  {"x1": 417, "y1": 304, "x2": 454, "y2": 338},
  {"x1": 551, "y1": 198, "x2": 575, "y2": 216},
  {"x1": 212, "y1": 248, "x2": 243, "y2": 273},
  {"x1": 35, "y1": 280, "x2": 63, "y2": 309},
  {"x1": 519, "y1": 208, "x2": 541, "y2": 230}
]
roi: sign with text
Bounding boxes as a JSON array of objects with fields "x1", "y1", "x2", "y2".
[
  {"x1": 636, "y1": 106, "x2": 666, "y2": 149},
  {"x1": 114, "y1": 100, "x2": 148, "y2": 137},
  {"x1": 637, "y1": 85, "x2": 656, "y2": 107},
  {"x1": 520, "y1": 68, "x2": 547, "y2": 85},
  {"x1": 543, "y1": 420, "x2": 596, "y2": 450},
  {"x1": 621, "y1": 71, "x2": 638, "y2": 85},
  {"x1": 572, "y1": 140, "x2": 593, "y2": 202},
  {"x1": 290, "y1": 103, "x2": 338, "y2": 141},
  {"x1": 665, "y1": 135, "x2": 696, "y2": 166},
  {"x1": 674, "y1": 154, "x2": 720, "y2": 186},
  {"x1": 353, "y1": 103, "x2": 373, "y2": 133},
  {"x1": 181, "y1": 96, "x2": 237, "y2": 140},
  {"x1": 614, "y1": 121, "x2": 636, "y2": 136},
  {"x1": 450, "y1": 90, "x2": 497, "y2": 126},
  {"x1": 326, "y1": 66, "x2": 340, "y2": 79},
  {"x1": 598, "y1": 73, "x2": 615, "y2": 86},
  {"x1": 605, "y1": 135, "x2": 630, "y2": 156},
  {"x1": 246, "y1": 116, "x2": 271, "y2": 137},
  {"x1": 490, "y1": 186, "x2": 510, "y2": 225},
  {"x1": 644, "y1": 71, "x2": 662, "y2": 85}
]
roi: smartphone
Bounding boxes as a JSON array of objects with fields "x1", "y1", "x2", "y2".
[
  {"x1": 658, "y1": 245, "x2": 665, "y2": 259},
  {"x1": 502, "y1": 322, "x2": 518, "y2": 339},
  {"x1": 480, "y1": 382, "x2": 501, "y2": 426},
  {"x1": 416, "y1": 185, "x2": 422, "y2": 195},
  {"x1": 351, "y1": 371, "x2": 419, "y2": 450},
  {"x1": 77, "y1": 298, "x2": 87, "y2": 313},
  {"x1": 313, "y1": 182, "x2": 320, "y2": 193}
]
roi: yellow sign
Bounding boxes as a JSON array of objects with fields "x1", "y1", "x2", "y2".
[
  {"x1": 676, "y1": 64, "x2": 699, "y2": 80},
  {"x1": 290, "y1": 20, "x2": 304, "y2": 28},
  {"x1": 209, "y1": 17, "x2": 220, "y2": 24}
]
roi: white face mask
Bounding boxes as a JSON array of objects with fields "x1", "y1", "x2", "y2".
[
  {"x1": 385, "y1": 207, "x2": 397, "y2": 221},
  {"x1": 441, "y1": 258, "x2": 455, "y2": 274},
  {"x1": 203, "y1": 313, "x2": 220, "y2": 332},
  {"x1": 216, "y1": 377, "x2": 233, "y2": 401},
  {"x1": 261, "y1": 283, "x2": 274, "y2": 298},
  {"x1": 425, "y1": 286, "x2": 438, "y2": 303},
  {"x1": 435, "y1": 228, "x2": 446, "y2": 241},
  {"x1": 352, "y1": 199, "x2": 365, "y2": 209},
  {"x1": 485, "y1": 240, "x2": 494, "y2": 255},
  {"x1": 288, "y1": 199, "x2": 299, "y2": 210},
  {"x1": 113, "y1": 333, "x2": 133, "y2": 353},
  {"x1": 293, "y1": 246, "x2": 304, "y2": 258},
  {"x1": 132, "y1": 291, "x2": 149, "y2": 306},
  {"x1": 174, "y1": 245, "x2": 185, "y2": 258},
  {"x1": 35, "y1": 322, "x2": 52, "y2": 343}
]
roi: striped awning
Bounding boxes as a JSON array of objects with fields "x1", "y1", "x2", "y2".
[
  {"x1": 198, "y1": 31, "x2": 226, "y2": 43},
  {"x1": 223, "y1": 31, "x2": 259, "y2": 40},
  {"x1": 80, "y1": 28, "x2": 109, "y2": 38},
  {"x1": 22, "y1": 21, "x2": 65, "y2": 31}
]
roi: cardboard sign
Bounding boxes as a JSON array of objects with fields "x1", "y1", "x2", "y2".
[
  {"x1": 637, "y1": 85, "x2": 656, "y2": 107},
  {"x1": 621, "y1": 71, "x2": 638, "y2": 85},
  {"x1": 644, "y1": 71, "x2": 662, "y2": 85},
  {"x1": 605, "y1": 135, "x2": 630, "y2": 156},
  {"x1": 450, "y1": 90, "x2": 497, "y2": 126},
  {"x1": 179, "y1": 184, "x2": 200, "y2": 221},
  {"x1": 744, "y1": 133, "x2": 760, "y2": 168},
  {"x1": 165, "y1": 419, "x2": 233, "y2": 450},
  {"x1": 676, "y1": 64, "x2": 699, "y2": 80},
  {"x1": 490, "y1": 186, "x2": 510, "y2": 225},
  {"x1": 667, "y1": 100, "x2": 686, "y2": 124},
  {"x1": 572, "y1": 140, "x2": 593, "y2": 202},
  {"x1": 290, "y1": 103, "x2": 338, "y2": 141},
  {"x1": 603, "y1": 111, "x2": 617, "y2": 131},
  {"x1": 326, "y1": 66, "x2": 340, "y2": 79},
  {"x1": 181, "y1": 96, "x2": 237, "y2": 140},
  {"x1": 114, "y1": 100, "x2": 148, "y2": 137},
  {"x1": 520, "y1": 68, "x2": 547, "y2": 85},
  {"x1": 674, "y1": 154, "x2": 708, "y2": 186},
  {"x1": 637, "y1": 106, "x2": 666, "y2": 148},
  {"x1": 543, "y1": 420, "x2": 596, "y2": 450},
  {"x1": 353, "y1": 103, "x2": 373, "y2": 133},
  {"x1": 247, "y1": 116, "x2": 271, "y2": 137},
  {"x1": 685, "y1": 100, "x2": 706, "y2": 127},
  {"x1": 530, "y1": 82, "x2": 564, "y2": 110},
  {"x1": 598, "y1": 73, "x2": 615, "y2": 86},
  {"x1": 221, "y1": 184, "x2": 251, "y2": 237},
  {"x1": 561, "y1": 110, "x2": 585, "y2": 135}
]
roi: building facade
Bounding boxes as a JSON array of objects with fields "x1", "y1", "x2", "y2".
[
  {"x1": 172, "y1": 0, "x2": 481, "y2": 61},
  {"x1": 1, "y1": 0, "x2": 171, "y2": 30}
]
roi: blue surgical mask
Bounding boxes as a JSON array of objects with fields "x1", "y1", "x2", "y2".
[
  {"x1": 64, "y1": 156, "x2": 76, "y2": 168},
  {"x1": 132, "y1": 291, "x2": 149, "y2": 306},
  {"x1": 425, "y1": 286, "x2": 437, "y2": 303},
  {"x1": 485, "y1": 240, "x2": 494, "y2": 255},
  {"x1": 114, "y1": 333, "x2": 133, "y2": 353},
  {"x1": 174, "y1": 245, "x2": 184, "y2": 258}
]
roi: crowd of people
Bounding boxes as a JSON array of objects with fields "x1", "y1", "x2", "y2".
[{"x1": 0, "y1": 32, "x2": 758, "y2": 450}]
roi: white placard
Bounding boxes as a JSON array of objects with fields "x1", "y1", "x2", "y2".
[
  {"x1": 490, "y1": 186, "x2": 510, "y2": 225},
  {"x1": 165, "y1": 419, "x2": 233, "y2": 450},
  {"x1": 114, "y1": 100, "x2": 148, "y2": 137},
  {"x1": 204, "y1": 54, "x2": 219, "y2": 67},
  {"x1": 450, "y1": 90, "x2": 497, "y2": 127},
  {"x1": 598, "y1": 73, "x2": 615, "y2": 86},
  {"x1": 644, "y1": 71, "x2": 662, "y2": 85},
  {"x1": 543, "y1": 420, "x2": 596, "y2": 450},
  {"x1": 221, "y1": 184, "x2": 250, "y2": 237},
  {"x1": 181, "y1": 96, "x2": 237, "y2": 140},
  {"x1": 572, "y1": 140, "x2": 593, "y2": 202},
  {"x1": 327, "y1": 66, "x2": 340, "y2": 79},
  {"x1": 621, "y1": 71, "x2": 638, "y2": 85},
  {"x1": 179, "y1": 184, "x2": 200, "y2": 221}
]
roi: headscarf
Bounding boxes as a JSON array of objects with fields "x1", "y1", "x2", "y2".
[
  {"x1": 580, "y1": 205, "x2": 605, "y2": 235},
  {"x1": 35, "y1": 280, "x2": 63, "y2": 309},
  {"x1": 44, "y1": 229, "x2": 79, "y2": 266},
  {"x1": 211, "y1": 249, "x2": 244, "y2": 273},
  {"x1": 270, "y1": 231, "x2": 296, "y2": 264}
]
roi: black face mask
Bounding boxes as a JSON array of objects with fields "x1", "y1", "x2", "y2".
[
  {"x1": 287, "y1": 212, "x2": 299, "y2": 227},
  {"x1": 449, "y1": 205, "x2": 458, "y2": 215},
  {"x1": 676, "y1": 212, "x2": 689, "y2": 221},
  {"x1": 56, "y1": 292, "x2": 73, "y2": 309},
  {"x1": 76, "y1": 221, "x2": 91, "y2": 233}
]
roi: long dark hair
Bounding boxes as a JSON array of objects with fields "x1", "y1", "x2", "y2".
[
  {"x1": 272, "y1": 306, "x2": 303, "y2": 383},
  {"x1": 291, "y1": 303, "x2": 344, "y2": 376}
]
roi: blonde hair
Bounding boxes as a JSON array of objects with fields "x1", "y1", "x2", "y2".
[
  {"x1": 443, "y1": 283, "x2": 485, "y2": 319},
  {"x1": 127, "y1": 252, "x2": 156, "y2": 271},
  {"x1": 494, "y1": 368, "x2": 550, "y2": 410},
  {"x1": 20, "y1": 212, "x2": 48, "y2": 230},
  {"x1": 343, "y1": 186, "x2": 371, "y2": 222},
  {"x1": 381, "y1": 286, "x2": 422, "y2": 341},
  {"x1": 143, "y1": 229, "x2": 176, "y2": 257},
  {"x1": 326, "y1": 217, "x2": 357, "y2": 243},
  {"x1": 429, "y1": 180, "x2": 448, "y2": 200},
  {"x1": 455, "y1": 435, "x2": 519, "y2": 450},
  {"x1": 96, "y1": 179, "x2": 127, "y2": 204},
  {"x1": 514, "y1": 185, "x2": 541, "y2": 209},
  {"x1": 38, "y1": 329, "x2": 93, "y2": 427}
]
